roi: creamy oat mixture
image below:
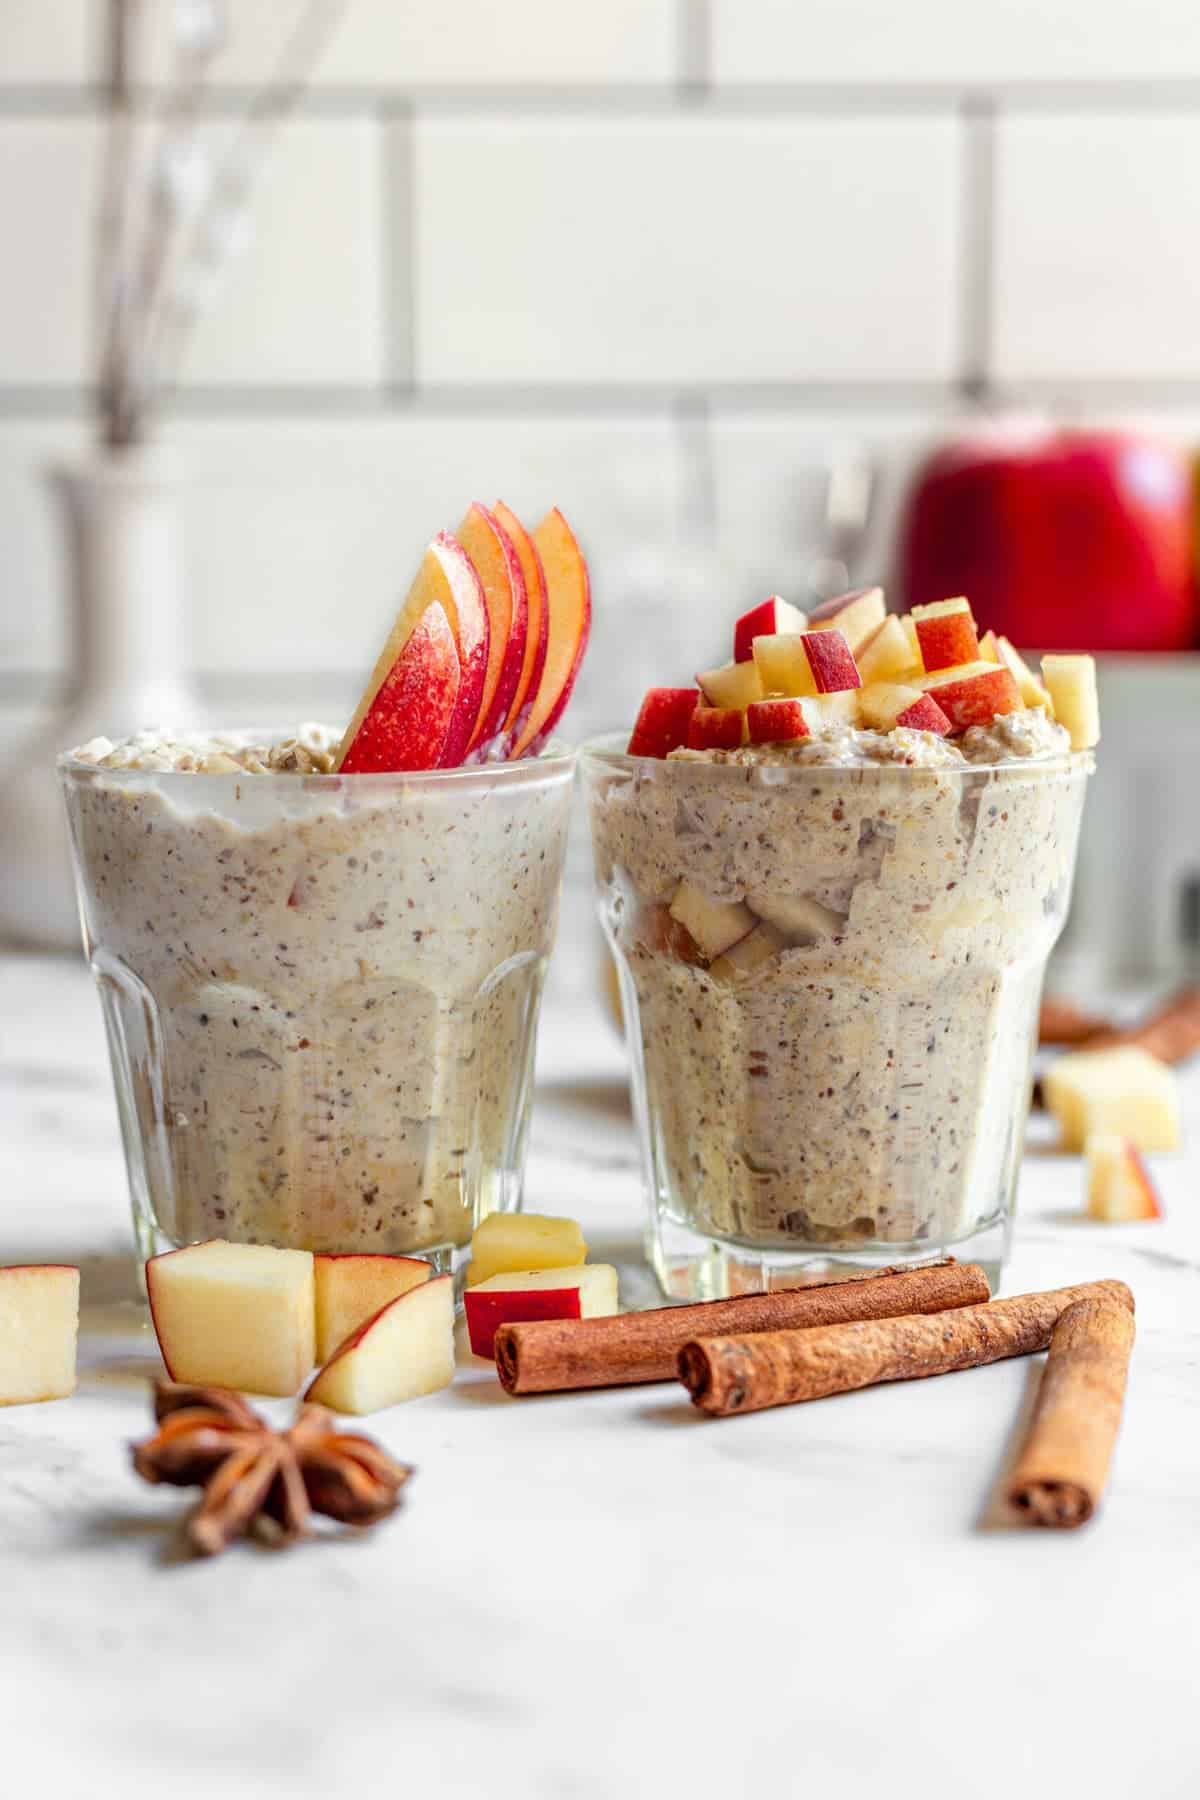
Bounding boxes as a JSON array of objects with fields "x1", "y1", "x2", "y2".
[
  {"x1": 64, "y1": 729, "x2": 572, "y2": 1255},
  {"x1": 589, "y1": 710, "x2": 1089, "y2": 1252}
]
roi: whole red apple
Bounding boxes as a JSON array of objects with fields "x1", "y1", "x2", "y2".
[{"x1": 897, "y1": 423, "x2": 1197, "y2": 652}]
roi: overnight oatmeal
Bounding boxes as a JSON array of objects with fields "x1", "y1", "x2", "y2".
[
  {"x1": 61, "y1": 504, "x2": 590, "y2": 1268},
  {"x1": 585, "y1": 589, "x2": 1096, "y2": 1296}
]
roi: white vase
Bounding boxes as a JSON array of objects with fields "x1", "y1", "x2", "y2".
[{"x1": 0, "y1": 447, "x2": 204, "y2": 951}]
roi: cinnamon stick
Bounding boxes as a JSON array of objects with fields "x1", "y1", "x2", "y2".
[
  {"x1": 1006, "y1": 1297, "x2": 1135, "y2": 1528},
  {"x1": 493, "y1": 1260, "x2": 990, "y2": 1396},
  {"x1": 677, "y1": 1279, "x2": 1134, "y2": 1418},
  {"x1": 1083, "y1": 985, "x2": 1200, "y2": 1067},
  {"x1": 1038, "y1": 996, "x2": 1110, "y2": 1046}
]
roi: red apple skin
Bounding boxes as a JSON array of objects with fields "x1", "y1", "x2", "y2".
[
  {"x1": 687, "y1": 707, "x2": 744, "y2": 751},
  {"x1": 894, "y1": 694, "x2": 952, "y2": 736},
  {"x1": 628, "y1": 687, "x2": 701, "y2": 758},
  {"x1": 923, "y1": 666, "x2": 1020, "y2": 733},
  {"x1": 899, "y1": 426, "x2": 1198, "y2": 652},
  {"x1": 747, "y1": 698, "x2": 811, "y2": 744},
  {"x1": 801, "y1": 630, "x2": 862, "y2": 694},
  {"x1": 464, "y1": 1286, "x2": 583, "y2": 1360},
  {"x1": 912, "y1": 608, "x2": 980, "y2": 672},
  {"x1": 733, "y1": 596, "x2": 802, "y2": 664},
  {"x1": 494, "y1": 500, "x2": 549, "y2": 742},
  {"x1": 456, "y1": 502, "x2": 528, "y2": 754},
  {"x1": 513, "y1": 509, "x2": 591, "y2": 757},
  {"x1": 339, "y1": 603, "x2": 462, "y2": 772}
]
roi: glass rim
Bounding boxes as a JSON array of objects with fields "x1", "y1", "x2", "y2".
[
  {"x1": 578, "y1": 728, "x2": 1094, "y2": 781},
  {"x1": 57, "y1": 733, "x2": 578, "y2": 786}
]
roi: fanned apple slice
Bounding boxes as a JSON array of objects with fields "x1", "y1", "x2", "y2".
[
  {"x1": 335, "y1": 532, "x2": 488, "y2": 773},
  {"x1": 456, "y1": 502, "x2": 528, "y2": 753},
  {"x1": 337, "y1": 602, "x2": 461, "y2": 773},
  {"x1": 493, "y1": 500, "x2": 549, "y2": 741},
  {"x1": 512, "y1": 509, "x2": 591, "y2": 757}
]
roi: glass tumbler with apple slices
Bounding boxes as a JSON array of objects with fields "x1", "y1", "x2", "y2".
[
  {"x1": 585, "y1": 590, "x2": 1096, "y2": 1298},
  {"x1": 60, "y1": 503, "x2": 590, "y2": 1278}
]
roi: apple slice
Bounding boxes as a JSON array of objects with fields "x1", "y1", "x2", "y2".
[
  {"x1": 856, "y1": 614, "x2": 922, "y2": 685},
  {"x1": 746, "y1": 698, "x2": 811, "y2": 745},
  {"x1": 1043, "y1": 1047, "x2": 1180, "y2": 1153},
  {"x1": 696, "y1": 660, "x2": 764, "y2": 711},
  {"x1": 455, "y1": 502, "x2": 528, "y2": 754},
  {"x1": 335, "y1": 532, "x2": 488, "y2": 772},
  {"x1": 858, "y1": 682, "x2": 951, "y2": 735},
  {"x1": 494, "y1": 500, "x2": 549, "y2": 739},
  {"x1": 1041, "y1": 655, "x2": 1100, "y2": 749},
  {"x1": 0, "y1": 1265, "x2": 79, "y2": 1405},
  {"x1": 464, "y1": 1265, "x2": 619, "y2": 1360},
  {"x1": 314, "y1": 1253, "x2": 431, "y2": 1363},
  {"x1": 1086, "y1": 1136, "x2": 1163, "y2": 1222},
  {"x1": 305, "y1": 1275, "x2": 454, "y2": 1414},
  {"x1": 466, "y1": 1212, "x2": 589, "y2": 1288},
  {"x1": 146, "y1": 1240, "x2": 315, "y2": 1397},
  {"x1": 916, "y1": 661, "x2": 1021, "y2": 731},
  {"x1": 997, "y1": 635, "x2": 1054, "y2": 714},
  {"x1": 669, "y1": 879, "x2": 756, "y2": 959},
  {"x1": 809, "y1": 586, "x2": 886, "y2": 655},
  {"x1": 709, "y1": 921, "x2": 786, "y2": 981},
  {"x1": 752, "y1": 633, "x2": 817, "y2": 698},
  {"x1": 512, "y1": 509, "x2": 591, "y2": 756},
  {"x1": 628, "y1": 687, "x2": 701, "y2": 758},
  {"x1": 911, "y1": 597, "x2": 980, "y2": 672},
  {"x1": 978, "y1": 628, "x2": 1001, "y2": 663},
  {"x1": 734, "y1": 595, "x2": 807, "y2": 663},
  {"x1": 337, "y1": 601, "x2": 462, "y2": 773},
  {"x1": 800, "y1": 629, "x2": 862, "y2": 694},
  {"x1": 687, "y1": 706, "x2": 746, "y2": 750}
]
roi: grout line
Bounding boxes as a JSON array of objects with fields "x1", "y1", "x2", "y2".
[{"x1": 958, "y1": 95, "x2": 996, "y2": 401}]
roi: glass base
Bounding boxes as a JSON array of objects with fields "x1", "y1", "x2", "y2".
[
  {"x1": 646, "y1": 1208, "x2": 1011, "y2": 1303},
  {"x1": 135, "y1": 1222, "x2": 475, "y2": 1304}
]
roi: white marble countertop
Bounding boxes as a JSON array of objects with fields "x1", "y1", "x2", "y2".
[{"x1": 2, "y1": 952, "x2": 1199, "y2": 1799}]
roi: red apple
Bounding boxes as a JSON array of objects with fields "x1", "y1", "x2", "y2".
[
  {"x1": 455, "y1": 502, "x2": 528, "y2": 753},
  {"x1": 628, "y1": 687, "x2": 701, "y2": 758},
  {"x1": 687, "y1": 706, "x2": 745, "y2": 751},
  {"x1": 733, "y1": 595, "x2": 807, "y2": 663},
  {"x1": 336, "y1": 532, "x2": 488, "y2": 772},
  {"x1": 338, "y1": 601, "x2": 462, "y2": 773},
  {"x1": 493, "y1": 499, "x2": 549, "y2": 741},
  {"x1": 746, "y1": 698, "x2": 811, "y2": 744},
  {"x1": 512, "y1": 509, "x2": 591, "y2": 756},
  {"x1": 918, "y1": 661, "x2": 1021, "y2": 732},
  {"x1": 464, "y1": 1265, "x2": 619, "y2": 1360},
  {"x1": 898, "y1": 423, "x2": 1198, "y2": 652},
  {"x1": 801, "y1": 629, "x2": 862, "y2": 694},
  {"x1": 910, "y1": 597, "x2": 979, "y2": 672},
  {"x1": 894, "y1": 693, "x2": 952, "y2": 735}
]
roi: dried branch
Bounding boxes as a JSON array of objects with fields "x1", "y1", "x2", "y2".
[{"x1": 94, "y1": 0, "x2": 144, "y2": 448}]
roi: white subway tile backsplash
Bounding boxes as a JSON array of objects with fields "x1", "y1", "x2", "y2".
[
  {"x1": 0, "y1": 115, "x2": 386, "y2": 389},
  {"x1": 992, "y1": 114, "x2": 1200, "y2": 383},
  {"x1": 0, "y1": 2, "x2": 89, "y2": 84},
  {"x1": 411, "y1": 115, "x2": 962, "y2": 386},
  {"x1": 711, "y1": 0, "x2": 1200, "y2": 86}
]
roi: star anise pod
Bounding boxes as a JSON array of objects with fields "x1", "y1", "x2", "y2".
[{"x1": 132, "y1": 1381, "x2": 414, "y2": 1556}]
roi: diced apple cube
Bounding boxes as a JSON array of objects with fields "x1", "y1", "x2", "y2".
[
  {"x1": 752, "y1": 633, "x2": 817, "y2": 698},
  {"x1": 808, "y1": 586, "x2": 887, "y2": 655},
  {"x1": 916, "y1": 661, "x2": 1021, "y2": 731},
  {"x1": 796, "y1": 690, "x2": 861, "y2": 733},
  {"x1": 1041, "y1": 655, "x2": 1099, "y2": 749},
  {"x1": 858, "y1": 682, "x2": 925, "y2": 732},
  {"x1": 314, "y1": 1253, "x2": 431, "y2": 1362},
  {"x1": 0, "y1": 1266, "x2": 79, "y2": 1406},
  {"x1": 911, "y1": 597, "x2": 980, "y2": 671},
  {"x1": 895, "y1": 694, "x2": 952, "y2": 736},
  {"x1": 1085, "y1": 1135, "x2": 1163, "y2": 1222},
  {"x1": 305, "y1": 1276, "x2": 455, "y2": 1414},
  {"x1": 669, "y1": 880, "x2": 756, "y2": 960},
  {"x1": 146, "y1": 1240, "x2": 315, "y2": 1397},
  {"x1": 697, "y1": 660, "x2": 764, "y2": 711},
  {"x1": 746, "y1": 698, "x2": 810, "y2": 744},
  {"x1": 734, "y1": 596, "x2": 807, "y2": 664},
  {"x1": 709, "y1": 921, "x2": 786, "y2": 981},
  {"x1": 687, "y1": 706, "x2": 746, "y2": 751},
  {"x1": 466, "y1": 1212, "x2": 588, "y2": 1288},
  {"x1": 978, "y1": 629, "x2": 1001, "y2": 663},
  {"x1": 997, "y1": 636, "x2": 1054, "y2": 715},
  {"x1": 627, "y1": 687, "x2": 700, "y2": 758},
  {"x1": 464, "y1": 1265, "x2": 619, "y2": 1359},
  {"x1": 856, "y1": 614, "x2": 921, "y2": 685},
  {"x1": 1043, "y1": 1047, "x2": 1180, "y2": 1153},
  {"x1": 800, "y1": 629, "x2": 862, "y2": 694}
]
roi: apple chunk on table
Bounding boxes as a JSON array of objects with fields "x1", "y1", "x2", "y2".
[
  {"x1": 916, "y1": 661, "x2": 1021, "y2": 732},
  {"x1": 0, "y1": 1265, "x2": 79, "y2": 1405},
  {"x1": 305, "y1": 1275, "x2": 455, "y2": 1414},
  {"x1": 1043, "y1": 1047, "x2": 1180, "y2": 1152},
  {"x1": 1086, "y1": 1136, "x2": 1163, "y2": 1222},
  {"x1": 465, "y1": 1265, "x2": 619, "y2": 1360},
  {"x1": 466, "y1": 1212, "x2": 589, "y2": 1287},
  {"x1": 314, "y1": 1253, "x2": 432, "y2": 1362},
  {"x1": 146, "y1": 1240, "x2": 315, "y2": 1397}
]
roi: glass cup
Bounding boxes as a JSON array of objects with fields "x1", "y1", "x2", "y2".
[
  {"x1": 582, "y1": 735, "x2": 1092, "y2": 1298},
  {"x1": 60, "y1": 740, "x2": 576, "y2": 1276}
]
